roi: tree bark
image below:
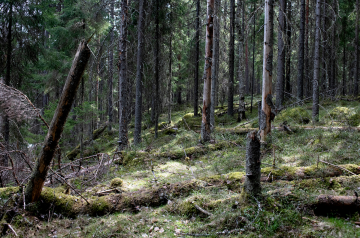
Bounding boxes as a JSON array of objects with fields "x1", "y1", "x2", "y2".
[
  {"x1": 154, "y1": 0, "x2": 160, "y2": 138},
  {"x1": 201, "y1": 0, "x2": 214, "y2": 142},
  {"x1": 167, "y1": 5, "x2": 173, "y2": 124},
  {"x1": 355, "y1": 0, "x2": 359, "y2": 95},
  {"x1": 211, "y1": 0, "x2": 220, "y2": 130},
  {"x1": 315, "y1": 195, "x2": 360, "y2": 215},
  {"x1": 194, "y1": 0, "x2": 200, "y2": 117},
  {"x1": 304, "y1": 0, "x2": 310, "y2": 97},
  {"x1": 342, "y1": 45, "x2": 346, "y2": 96},
  {"x1": 108, "y1": 0, "x2": 114, "y2": 131},
  {"x1": 118, "y1": 0, "x2": 128, "y2": 150},
  {"x1": 312, "y1": 0, "x2": 321, "y2": 123},
  {"x1": 236, "y1": 0, "x2": 245, "y2": 122},
  {"x1": 297, "y1": 0, "x2": 305, "y2": 100},
  {"x1": 276, "y1": 0, "x2": 286, "y2": 107},
  {"x1": 134, "y1": 0, "x2": 145, "y2": 145},
  {"x1": 285, "y1": 0, "x2": 291, "y2": 94},
  {"x1": 227, "y1": 0, "x2": 235, "y2": 116},
  {"x1": 25, "y1": 40, "x2": 91, "y2": 203},
  {"x1": 3, "y1": 2, "x2": 12, "y2": 168},
  {"x1": 244, "y1": 131, "x2": 261, "y2": 196},
  {"x1": 260, "y1": 0, "x2": 274, "y2": 142}
]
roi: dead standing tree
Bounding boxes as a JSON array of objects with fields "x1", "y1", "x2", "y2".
[
  {"x1": 25, "y1": 40, "x2": 91, "y2": 203},
  {"x1": 201, "y1": 0, "x2": 215, "y2": 142},
  {"x1": 260, "y1": 0, "x2": 274, "y2": 143}
]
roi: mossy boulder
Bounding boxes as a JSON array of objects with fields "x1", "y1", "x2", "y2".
[
  {"x1": 275, "y1": 107, "x2": 311, "y2": 124},
  {"x1": 110, "y1": 178, "x2": 123, "y2": 188}
]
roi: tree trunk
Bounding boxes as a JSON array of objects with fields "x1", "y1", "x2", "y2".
[
  {"x1": 3, "y1": 2, "x2": 12, "y2": 168},
  {"x1": 201, "y1": 0, "x2": 214, "y2": 142},
  {"x1": 194, "y1": 0, "x2": 200, "y2": 117},
  {"x1": 354, "y1": 0, "x2": 359, "y2": 95},
  {"x1": 312, "y1": 0, "x2": 321, "y2": 123},
  {"x1": 244, "y1": 131, "x2": 261, "y2": 196},
  {"x1": 297, "y1": 0, "x2": 305, "y2": 100},
  {"x1": 211, "y1": 0, "x2": 220, "y2": 130},
  {"x1": 260, "y1": 0, "x2": 274, "y2": 142},
  {"x1": 134, "y1": 0, "x2": 145, "y2": 145},
  {"x1": 227, "y1": 0, "x2": 235, "y2": 116},
  {"x1": 315, "y1": 195, "x2": 360, "y2": 215},
  {"x1": 250, "y1": 1, "x2": 256, "y2": 113},
  {"x1": 342, "y1": 45, "x2": 346, "y2": 96},
  {"x1": 236, "y1": 0, "x2": 245, "y2": 122},
  {"x1": 154, "y1": 0, "x2": 160, "y2": 138},
  {"x1": 321, "y1": 0, "x2": 326, "y2": 92},
  {"x1": 118, "y1": 0, "x2": 128, "y2": 150},
  {"x1": 167, "y1": 5, "x2": 173, "y2": 124},
  {"x1": 285, "y1": 0, "x2": 291, "y2": 94},
  {"x1": 304, "y1": 0, "x2": 310, "y2": 97},
  {"x1": 276, "y1": 0, "x2": 286, "y2": 107},
  {"x1": 25, "y1": 40, "x2": 91, "y2": 203},
  {"x1": 108, "y1": 0, "x2": 114, "y2": 131}
]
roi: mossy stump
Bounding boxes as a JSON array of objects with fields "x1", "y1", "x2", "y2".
[{"x1": 244, "y1": 131, "x2": 261, "y2": 196}]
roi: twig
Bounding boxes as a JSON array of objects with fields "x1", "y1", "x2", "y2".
[
  {"x1": 5, "y1": 224, "x2": 18, "y2": 237},
  {"x1": 7, "y1": 154, "x2": 20, "y2": 186},
  {"x1": 266, "y1": 172, "x2": 272, "y2": 182},
  {"x1": 192, "y1": 201, "x2": 213, "y2": 216},
  {"x1": 319, "y1": 160, "x2": 356, "y2": 176},
  {"x1": 49, "y1": 168, "x2": 90, "y2": 205}
]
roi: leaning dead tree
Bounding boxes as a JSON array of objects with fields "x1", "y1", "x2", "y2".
[{"x1": 25, "y1": 40, "x2": 91, "y2": 203}]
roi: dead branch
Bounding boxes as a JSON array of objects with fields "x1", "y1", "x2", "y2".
[
  {"x1": 319, "y1": 160, "x2": 356, "y2": 176},
  {"x1": 192, "y1": 201, "x2": 213, "y2": 216},
  {"x1": 7, "y1": 154, "x2": 19, "y2": 186},
  {"x1": 49, "y1": 168, "x2": 90, "y2": 205}
]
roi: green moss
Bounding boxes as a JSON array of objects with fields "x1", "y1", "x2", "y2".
[
  {"x1": 178, "y1": 113, "x2": 202, "y2": 130},
  {"x1": 122, "y1": 151, "x2": 148, "y2": 166},
  {"x1": 326, "y1": 107, "x2": 360, "y2": 126},
  {"x1": 110, "y1": 178, "x2": 123, "y2": 188},
  {"x1": 275, "y1": 107, "x2": 311, "y2": 124},
  {"x1": 89, "y1": 197, "x2": 110, "y2": 216},
  {"x1": 0, "y1": 186, "x2": 19, "y2": 198},
  {"x1": 227, "y1": 172, "x2": 245, "y2": 181}
]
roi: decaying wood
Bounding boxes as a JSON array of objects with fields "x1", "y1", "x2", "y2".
[
  {"x1": 192, "y1": 201, "x2": 213, "y2": 216},
  {"x1": 25, "y1": 40, "x2": 91, "y2": 203},
  {"x1": 314, "y1": 195, "x2": 360, "y2": 215},
  {"x1": 319, "y1": 160, "x2": 356, "y2": 176},
  {"x1": 66, "y1": 122, "x2": 108, "y2": 160},
  {"x1": 95, "y1": 188, "x2": 122, "y2": 196},
  {"x1": 244, "y1": 131, "x2": 261, "y2": 195}
]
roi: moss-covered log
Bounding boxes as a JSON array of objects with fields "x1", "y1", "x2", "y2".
[{"x1": 66, "y1": 122, "x2": 108, "y2": 160}]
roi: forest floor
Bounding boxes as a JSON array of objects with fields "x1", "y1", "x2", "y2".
[{"x1": 2, "y1": 96, "x2": 360, "y2": 237}]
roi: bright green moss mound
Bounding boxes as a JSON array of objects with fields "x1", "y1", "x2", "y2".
[
  {"x1": 275, "y1": 107, "x2": 311, "y2": 124},
  {"x1": 110, "y1": 178, "x2": 123, "y2": 188},
  {"x1": 327, "y1": 107, "x2": 360, "y2": 126}
]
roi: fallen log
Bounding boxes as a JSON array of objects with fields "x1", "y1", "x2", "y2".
[
  {"x1": 314, "y1": 195, "x2": 360, "y2": 215},
  {"x1": 66, "y1": 122, "x2": 108, "y2": 160}
]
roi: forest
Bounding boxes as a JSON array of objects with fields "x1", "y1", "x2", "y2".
[{"x1": 1, "y1": 0, "x2": 360, "y2": 237}]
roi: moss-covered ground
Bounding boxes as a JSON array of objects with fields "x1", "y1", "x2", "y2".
[{"x1": 3, "y1": 96, "x2": 360, "y2": 237}]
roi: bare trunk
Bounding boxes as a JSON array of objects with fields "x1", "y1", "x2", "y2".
[
  {"x1": 260, "y1": 0, "x2": 274, "y2": 142},
  {"x1": 227, "y1": 0, "x2": 235, "y2": 116},
  {"x1": 154, "y1": 0, "x2": 160, "y2": 138},
  {"x1": 167, "y1": 6, "x2": 173, "y2": 124},
  {"x1": 342, "y1": 45, "x2": 346, "y2": 96},
  {"x1": 304, "y1": 0, "x2": 310, "y2": 97},
  {"x1": 312, "y1": 0, "x2": 321, "y2": 123},
  {"x1": 134, "y1": 0, "x2": 145, "y2": 145},
  {"x1": 25, "y1": 40, "x2": 91, "y2": 203},
  {"x1": 194, "y1": 0, "x2": 200, "y2": 116},
  {"x1": 355, "y1": 0, "x2": 359, "y2": 95},
  {"x1": 211, "y1": 0, "x2": 220, "y2": 130},
  {"x1": 297, "y1": 0, "x2": 305, "y2": 99},
  {"x1": 276, "y1": 0, "x2": 286, "y2": 107},
  {"x1": 236, "y1": 0, "x2": 245, "y2": 122},
  {"x1": 201, "y1": 0, "x2": 214, "y2": 142},
  {"x1": 118, "y1": 0, "x2": 128, "y2": 150},
  {"x1": 108, "y1": 0, "x2": 114, "y2": 131},
  {"x1": 285, "y1": 0, "x2": 291, "y2": 94}
]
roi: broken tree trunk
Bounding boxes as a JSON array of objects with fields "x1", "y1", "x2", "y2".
[
  {"x1": 244, "y1": 131, "x2": 261, "y2": 196},
  {"x1": 66, "y1": 122, "x2": 108, "y2": 160},
  {"x1": 25, "y1": 40, "x2": 91, "y2": 203}
]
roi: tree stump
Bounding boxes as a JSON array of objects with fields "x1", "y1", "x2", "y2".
[{"x1": 244, "y1": 131, "x2": 261, "y2": 196}]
